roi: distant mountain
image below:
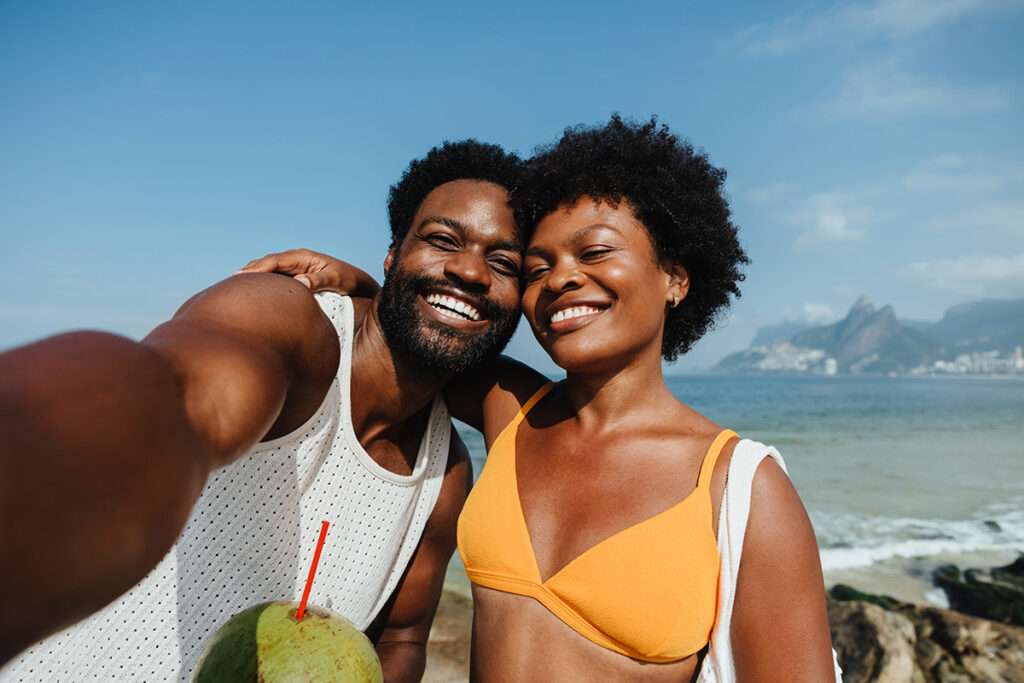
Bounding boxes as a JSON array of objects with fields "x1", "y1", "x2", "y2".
[
  {"x1": 915, "y1": 299, "x2": 1024, "y2": 353},
  {"x1": 789, "y1": 298, "x2": 940, "y2": 374},
  {"x1": 714, "y1": 295, "x2": 1024, "y2": 375},
  {"x1": 750, "y1": 320, "x2": 811, "y2": 347}
]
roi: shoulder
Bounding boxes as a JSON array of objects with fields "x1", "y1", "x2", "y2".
[
  {"x1": 733, "y1": 440, "x2": 820, "y2": 591},
  {"x1": 481, "y1": 356, "x2": 551, "y2": 438},
  {"x1": 487, "y1": 355, "x2": 551, "y2": 405},
  {"x1": 175, "y1": 273, "x2": 333, "y2": 344},
  {"x1": 744, "y1": 449, "x2": 813, "y2": 561},
  {"x1": 443, "y1": 355, "x2": 549, "y2": 437},
  {"x1": 175, "y1": 273, "x2": 340, "y2": 392},
  {"x1": 730, "y1": 443, "x2": 836, "y2": 679}
]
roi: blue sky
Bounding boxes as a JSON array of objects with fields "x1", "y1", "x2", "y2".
[{"x1": 2, "y1": 0, "x2": 1022, "y2": 373}]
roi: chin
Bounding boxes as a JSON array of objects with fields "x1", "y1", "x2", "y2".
[{"x1": 543, "y1": 338, "x2": 625, "y2": 375}]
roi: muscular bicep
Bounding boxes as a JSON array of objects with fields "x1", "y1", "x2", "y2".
[
  {"x1": 730, "y1": 458, "x2": 834, "y2": 682},
  {"x1": 142, "y1": 273, "x2": 338, "y2": 465}
]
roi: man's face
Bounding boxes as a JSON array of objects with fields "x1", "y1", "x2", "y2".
[{"x1": 378, "y1": 179, "x2": 523, "y2": 374}]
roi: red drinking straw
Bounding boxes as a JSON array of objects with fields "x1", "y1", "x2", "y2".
[{"x1": 295, "y1": 520, "x2": 330, "y2": 622}]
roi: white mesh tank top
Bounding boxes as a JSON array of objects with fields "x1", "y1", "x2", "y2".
[{"x1": 1, "y1": 293, "x2": 452, "y2": 682}]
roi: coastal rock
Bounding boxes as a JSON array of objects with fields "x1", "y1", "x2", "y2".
[
  {"x1": 932, "y1": 555, "x2": 1024, "y2": 627},
  {"x1": 829, "y1": 584, "x2": 1024, "y2": 682},
  {"x1": 828, "y1": 598, "x2": 919, "y2": 683}
]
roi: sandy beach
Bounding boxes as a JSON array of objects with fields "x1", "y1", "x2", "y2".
[{"x1": 423, "y1": 584, "x2": 473, "y2": 683}]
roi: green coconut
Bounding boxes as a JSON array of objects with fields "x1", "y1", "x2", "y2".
[{"x1": 193, "y1": 601, "x2": 383, "y2": 683}]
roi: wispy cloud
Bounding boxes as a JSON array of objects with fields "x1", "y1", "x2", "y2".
[
  {"x1": 817, "y1": 61, "x2": 1011, "y2": 119},
  {"x1": 904, "y1": 253, "x2": 1024, "y2": 296},
  {"x1": 738, "y1": 0, "x2": 1022, "y2": 56},
  {"x1": 903, "y1": 155, "x2": 1024, "y2": 196},
  {"x1": 801, "y1": 302, "x2": 838, "y2": 323},
  {"x1": 927, "y1": 201, "x2": 1024, "y2": 235},
  {"x1": 740, "y1": 182, "x2": 800, "y2": 204},
  {"x1": 897, "y1": 155, "x2": 1024, "y2": 235},
  {"x1": 793, "y1": 193, "x2": 869, "y2": 247}
]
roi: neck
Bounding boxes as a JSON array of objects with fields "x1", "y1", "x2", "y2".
[
  {"x1": 349, "y1": 295, "x2": 451, "y2": 441},
  {"x1": 562, "y1": 343, "x2": 676, "y2": 431}
]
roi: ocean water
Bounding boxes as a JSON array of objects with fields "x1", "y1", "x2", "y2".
[{"x1": 451, "y1": 375, "x2": 1024, "y2": 602}]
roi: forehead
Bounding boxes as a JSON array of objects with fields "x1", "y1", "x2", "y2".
[
  {"x1": 530, "y1": 197, "x2": 651, "y2": 250},
  {"x1": 410, "y1": 179, "x2": 518, "y2": 243}
]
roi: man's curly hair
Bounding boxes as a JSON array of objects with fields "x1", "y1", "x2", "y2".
[
  {"x1": 387, "y1": 140, "x2": 525, "y2": 249},
  {"x1": 514, "y1": 115, "x2": 749, "y2": 361}
]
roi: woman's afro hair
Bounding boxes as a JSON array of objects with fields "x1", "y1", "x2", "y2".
[
  {"x1": 387, "y1": 139, "x2": 525, "y2": 249},
  {"x1": 514, "y1": 115, "x2": 749, "y2": 361}
]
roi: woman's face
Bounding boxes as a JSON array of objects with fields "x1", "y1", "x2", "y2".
[{"x1": 522, "y1": 197, "x2": 686, "y2": 374}]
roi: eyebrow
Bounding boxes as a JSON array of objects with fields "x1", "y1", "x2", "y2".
[
  {"x1": 526, "y1": 223, "x2": 623, "y2": 257},
  {"x1": 419, "y1": 215, "x2": 468, "y2": 233},
  {"x1": 419, "y1": 215, "x2": 523, "y2": 254}
]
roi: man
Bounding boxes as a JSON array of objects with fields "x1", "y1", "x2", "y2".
[{"x1": 0, "y1": 140, "x2": 525, "y2": 681}]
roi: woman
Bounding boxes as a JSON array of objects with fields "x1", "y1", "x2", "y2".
[{"x1": 247, "y1": 116, "x2": 839, "y2": 681}]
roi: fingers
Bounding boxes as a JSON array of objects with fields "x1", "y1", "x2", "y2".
[
  {"x1": 295, "y1": 273, "x2": 343, "y2": 292},
  {"x1": 235, "y1": 249, "x2": 345, "y2": 293},
  {"x1": 236, "y1": 254, "x2": 283, "y2": 274},
  {"x1": 237, "y1": 249, "x2": 321, "y2": 276}
]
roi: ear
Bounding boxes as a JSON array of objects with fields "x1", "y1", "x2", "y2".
[
  {"x1": 664, "y1": 263, "x2": 689, "y2": 308},
  {"x1": 383, "y1": 249, "x2": 395, "y2": 274}
]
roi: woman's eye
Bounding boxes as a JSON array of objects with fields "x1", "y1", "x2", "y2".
[
  {"x1": 580, "y1": 248, "x2": 612, "y2": 261},
  {"x1": 525, "y1": 266, "x2": 549, "y2": 281}
]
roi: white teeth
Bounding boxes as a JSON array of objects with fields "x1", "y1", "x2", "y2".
[
  {"x1": 550, "y1": 306, "x2": 604, "y2": 324},
  {"x1": 425, "y1": 293, "x2": 481, "y2": 321}
]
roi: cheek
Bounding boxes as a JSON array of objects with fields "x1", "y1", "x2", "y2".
[
  {"x1": 520, "y1": 285, "x2": 541, "y2": 327},
  {"x1": 498, "y1": 282, "x2": 523, "y2": 314}
]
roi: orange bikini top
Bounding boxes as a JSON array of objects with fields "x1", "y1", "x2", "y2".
[{"x1": 457, "y1": 383, "x2": 735, "y2": 663}]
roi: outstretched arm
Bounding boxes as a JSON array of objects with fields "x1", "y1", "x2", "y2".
[
  {"x1": 730, "y1": 459, "x2": 836, "y2": 682},
  {"x1": 0, "y1": 273, "x2": 337, "y2": 663}
]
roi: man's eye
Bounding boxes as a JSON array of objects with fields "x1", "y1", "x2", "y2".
[
  {"x1": 489, "y1": 257, "x2": 520, "y2": 276},
  {"x1": 429, "y1": 235, "x2": 459, "y2": 249}
]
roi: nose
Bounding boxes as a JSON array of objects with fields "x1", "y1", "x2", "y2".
[
  {"x1": 444, "y1": 250, "x2": 491, "y2": 291},
  {"x1": 544, "y1": 258, "x2": 584, "y2": 293}
]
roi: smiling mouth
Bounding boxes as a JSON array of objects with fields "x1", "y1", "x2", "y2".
[
  {"x1": 546, "y1": 303, "x2": 611, "y2": 333},
  {"x1": 549, "y1": 305, "x2": 605, "y2": 324},
  {"x1": 425, "y1": 292, "x2": 483, "y2": 322}
]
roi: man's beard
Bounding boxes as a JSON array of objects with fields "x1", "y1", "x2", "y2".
[{"x1": 377, "y1": 267, "x2": 520, "y2": 374}]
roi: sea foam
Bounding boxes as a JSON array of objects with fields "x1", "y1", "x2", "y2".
[{"x1": 814, "y1": 499, "x2": 1024, "y2": 571}]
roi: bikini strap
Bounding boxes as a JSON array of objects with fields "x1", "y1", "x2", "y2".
[
  {"x1": 697, "y1": 429, "x2": 739, "y2": 490},
  {"x1": 511, "y1": 381, "x2": 557, "y2": 428}
]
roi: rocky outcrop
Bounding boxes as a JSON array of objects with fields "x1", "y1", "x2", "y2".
[
  {"x1": 933, "y1": 556, "x2": 1024, "y2": 627},
  {"x1": 829, "y1": 585, "x2": 1024, "y2": 683}
]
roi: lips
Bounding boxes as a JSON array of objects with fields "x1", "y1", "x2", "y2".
[
  {"x1": 544, "y1": 299, "x2": 611, "y2": 334},
  {"x1": 425, "y1": 292, "x2": 482, "y2": 322},
  {"x1": 550, "y1": 305, "x2": 605, "y2": 324}
]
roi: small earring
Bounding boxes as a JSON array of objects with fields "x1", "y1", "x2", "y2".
[{"x1": 670, "y1": 294, "x2": 680, "y2": 308}]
